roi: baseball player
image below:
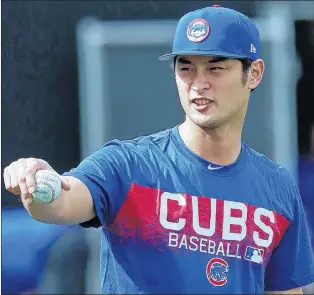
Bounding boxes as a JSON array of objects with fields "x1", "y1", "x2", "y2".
[{"x1": 4, "y1": 5, "x2": 314, "y2": 294}]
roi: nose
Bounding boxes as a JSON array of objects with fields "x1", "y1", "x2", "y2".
[{"x1": 191, "y1": 69, "x2": 210, "y2": 94}]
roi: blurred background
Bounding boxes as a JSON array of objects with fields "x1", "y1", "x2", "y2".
[{"x1": 2, "y1": 0, "x2": 314, "y2": 294}]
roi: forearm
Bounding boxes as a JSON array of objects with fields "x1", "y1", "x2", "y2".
[
  {"x1": 25, "y1": 191, "x2": 71, "y2": 224},
  {"x1": 4, "y1": 159, "x2": 97, "y2": 225},
  {"x1": 25, "y1": 176, "x2": 96, "y2": 225}
]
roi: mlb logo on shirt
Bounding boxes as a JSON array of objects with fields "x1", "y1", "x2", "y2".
[{"x1": 244, "y1": 246, "x2": 264, "y2": 264}]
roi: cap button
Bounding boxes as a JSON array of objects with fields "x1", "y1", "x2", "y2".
[{"x1": 213, "y1": 4, "x2": 220, "y2": 7}]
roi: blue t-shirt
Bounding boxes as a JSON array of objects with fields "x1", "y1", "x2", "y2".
[{"x1": 64, "y1": 126, "x2": 314, "y2": 294}]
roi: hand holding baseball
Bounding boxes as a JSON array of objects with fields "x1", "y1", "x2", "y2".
[{"x1": 3, "y1": 158, "x2": 71, "y2": 206}]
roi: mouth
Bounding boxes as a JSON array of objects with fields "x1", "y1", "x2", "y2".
[{"x1": 191, "y1": 97, "x2": 214, "y2": 112}]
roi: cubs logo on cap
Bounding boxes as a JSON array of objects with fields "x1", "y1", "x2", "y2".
[{"x1": 186, "y1": 18, "x2": 210, "y2": 42}]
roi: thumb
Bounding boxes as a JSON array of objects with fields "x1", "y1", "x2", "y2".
[{"x1": 60, "y1": 176, "x2": 71, "y2": 191}]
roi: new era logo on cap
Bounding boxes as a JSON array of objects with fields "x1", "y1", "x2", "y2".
[
  {"x1": 159, "y1": 5, "x2": 260, "y2": 61},
  {"x1": 250, "y1": 44, "x2": 256, "y2": 53}
]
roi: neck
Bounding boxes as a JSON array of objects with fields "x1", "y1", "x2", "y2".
[{"x1": 178, "y1": 118, "x2": 243, "y2": 166}]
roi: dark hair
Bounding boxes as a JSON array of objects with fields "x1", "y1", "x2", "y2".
[
  {"x1": 172, "y1": 56, "x2": 253, "y2": 87},
  {"x1": 239, "y1": 58, "x2": 252, "y2": 85}
]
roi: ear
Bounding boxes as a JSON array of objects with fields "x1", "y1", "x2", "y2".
[{"x1": 248, "y1": 59, "x2": 265, "y2": 90}]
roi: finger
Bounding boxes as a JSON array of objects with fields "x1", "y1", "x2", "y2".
[
  {"x1": 60, "y1": 176, "x2": 71, "y2": 191},
  {"x1": 21, "y1": 193, "x2": 33, "y2": 206},
  {"x1": 3, "y1": 166, "x2": 20, "y2": 195},
  {"x1": 9, "y1": 164, "x2": 19, "y2": 189},
  {"x1": 7, "y1": 164, "x2": 22, "y2": 196},
  {"x1": 24, "y1": 160, "x2": 46, "y2": 193},
  {"x1": 17, "y1": 164, "x2": 29, "y2": 196},
  {"x1": 25, "y1": 193, "x2": 33, "y2": 205},
  {"x1": 3, "y1": 167, "x2": 11, "y2": 190}
]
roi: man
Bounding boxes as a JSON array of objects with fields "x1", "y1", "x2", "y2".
[{"x1": 3, "y1": 5, "x2": 314, "y2": 294}]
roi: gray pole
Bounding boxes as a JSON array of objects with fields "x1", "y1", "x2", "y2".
[{"x1": 256, "y1": 1, "x2": 299, "y2": 176}]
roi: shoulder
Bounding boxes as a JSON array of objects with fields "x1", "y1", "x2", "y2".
[
  {"x1": 122, "y1": 128, "x2": 172, "y2": 149},
  {"x1": 244, "y1": 143, "x2": 299, "y2": 217},
  {"x1": 90, "y1": 128, "x2": 173, "y2": 167},
  {"x1": 244, "y1": 142, "x2": 297, "y2": 187},
  {"x1": 101, "y1": 128, "x2": 172, "y2": 155}
]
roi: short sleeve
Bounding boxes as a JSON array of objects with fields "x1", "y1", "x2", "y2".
[
  {"x1": 264, "y1": 170, "x2": 314, "y2": 291},
  {"x1": 63, "y1": 140, "x2": 133, "y2": 228}
]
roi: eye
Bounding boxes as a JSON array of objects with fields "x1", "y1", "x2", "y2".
[
  {"x1": 209, "y1": 67, "x2": 224, "y2": 71},
  {"x1": 180, "y1": 67, "x2": 194, "y2": 71}
]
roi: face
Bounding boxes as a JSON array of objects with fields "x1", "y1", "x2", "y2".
[{"x1": 175, "y1": 55, "x2": 264, "y2": 129}]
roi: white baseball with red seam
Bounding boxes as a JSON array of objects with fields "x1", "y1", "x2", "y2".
[{"x1": 32, "y1": 170, "x2": 62, "y2": 203}]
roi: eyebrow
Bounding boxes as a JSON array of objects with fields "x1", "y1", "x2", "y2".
[{"x1": 177, "y1": 56, "x2": 229, "y2": 64}]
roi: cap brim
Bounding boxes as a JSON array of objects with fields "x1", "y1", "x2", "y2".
[{"x1": 158, "y1": 51, "x2": 249, "y2": 61}]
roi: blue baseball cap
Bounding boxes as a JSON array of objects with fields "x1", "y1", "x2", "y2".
[{"x1": 159, "y1": 5, "x2": 260, "y2": 61}]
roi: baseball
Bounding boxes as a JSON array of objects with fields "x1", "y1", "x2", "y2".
[{"x1": 32, "y1": 170, "x2": 62, "y2": 203}]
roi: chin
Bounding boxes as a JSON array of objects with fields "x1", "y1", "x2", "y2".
[
  {"x1": 197, "y1": 121, "x2": 220, "y2": 129},
  {"x1": 190, "y1": 115, "x2": 221, "y2": 128}
]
